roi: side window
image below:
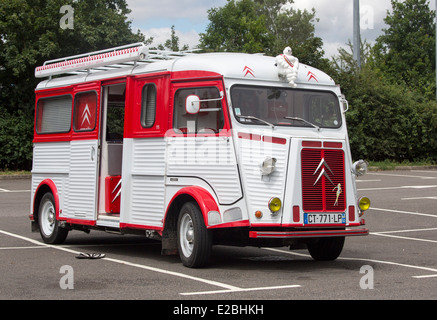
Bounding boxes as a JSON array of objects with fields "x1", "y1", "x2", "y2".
[
  {"x1": 173, "y1": 87, "x2": 224, "y2": 134},
  {"x1": 73, "y1": 91, "x2": 98, "y2": 132},
  {"x1": 36, "y1": 95, "x2": 72, "y2": 134},
  {"x1": 141, "y1": 84, "x2": 156, "y2": 128}
]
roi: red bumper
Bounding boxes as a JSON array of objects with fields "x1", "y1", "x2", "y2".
[{"x1": 249, "y1": 228, "x2": 369, "y2": 239}]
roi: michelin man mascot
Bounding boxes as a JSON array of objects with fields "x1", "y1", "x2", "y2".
[{"x1": 276, "y1": 47, "x2": 299, "y2": 88}]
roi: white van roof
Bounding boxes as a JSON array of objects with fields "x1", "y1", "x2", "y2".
[{"x1": 35, "y1": 43, "x2": 335, "y2": 90}]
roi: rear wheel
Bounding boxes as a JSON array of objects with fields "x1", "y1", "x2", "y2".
[
  {"x1": 38, "y1": 193, "x2": 69, "y2": 244},
  {"x1": 307, "y1": 237, "x2": 345, "y2": 261},
  {"x1": 177, "y1": 202, "x2": 212, "y2": 268}
]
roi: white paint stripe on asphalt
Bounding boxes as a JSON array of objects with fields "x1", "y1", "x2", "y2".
[
  {"x1": 367, "y1": 172, "x2": 437, "y2": 179},
  {"x1": 0, "y1": 229, "x2": 238, "y2": 292},
  {"x1": 180, "y1": 284, "x2": 301, "y2": 296},
  {"x1": 402, "y1": 196, "x2": 437, "y2": 201},
  {"x1": 0, "y1": 229, "x2": 301, "y2": 296},
  {"x1": 375, "y1": 227, "x2": 437, "y2": 234},
  {"x1": 371, "y1": 207, "x2": 437, "y2": 218},
  {"x1": 0, "y1": 189, "x2": 30, "y2": 193},
  {"x1": 370, "y1": 232, "x2": 437, "y2": 244},
  {"x1": 358, "y1": 185, "x2": 437, "y2": 191},
  {"x1": 412, "y1": 274, "x2": 437, "y2": 279},
  {"x1": 0, "y1": 246, "x2": 49, "y2": 250},
  {"x1": 264, "y1": 248, "x2": 437, "y2": 276}
]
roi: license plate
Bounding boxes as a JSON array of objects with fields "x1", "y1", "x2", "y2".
[{"x1": 304, "y1": 213, "x2": 346, "y2": 225}]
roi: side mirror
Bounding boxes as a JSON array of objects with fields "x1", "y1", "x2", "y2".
[
  {"x1": 340, "y1": 94, "x2": 349, "y2": 113},
  {"x1": 185, "y1": 95, "x2": 200, "y2": 114}
]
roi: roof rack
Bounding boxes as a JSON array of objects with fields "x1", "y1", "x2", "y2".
[{"x1": 35, "y1": 42, "x2": 195, "y2": 79}]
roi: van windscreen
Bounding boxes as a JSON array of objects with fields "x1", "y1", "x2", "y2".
[{"x1": 230, "y1": 85, "x2": 341, "y2": 129}]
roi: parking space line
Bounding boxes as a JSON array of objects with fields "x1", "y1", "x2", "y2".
[
  {"x1": 0, "y1": 229, "x2": 302, "y2": 296},
  {"x1": 0, "y1": 189, "x2": 30, "y2": 193},
  {"x1": 375, "y1": 227, "x2": 437, "y2": 234},
  {"x1": 371, "y1": 207, "x2": 437, "y2": 218},
  {"x1": 401, "y1": 196, "x2": 437, "y2": 201},
  {"x1": 412, "y1": 274, "x2": 437, "y2": 279},
  {"x1": 180, "y1": 284, "x2": 301, "y2": 296},
  {"x1": 358, "y1": 185, "x2": 437, "y2": 191},
  {"x1": 0, "y1": 246, "x2": 49, "y2": 250},
  {"x1": 367, "y1": 172, "x2": 437, "y2": 179},
  {"x1": 264, "y1": 248, "x2": 437, "y2": 277},
  {"x1": 370, "y1": 232, "x2": 437, "y2": 244},
  {"x1": 0, "y1": 229, "x2": 241, "y2": 293}
]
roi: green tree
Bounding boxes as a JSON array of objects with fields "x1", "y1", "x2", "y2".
[
  {"x1": 155, "y1": 25, "x2": 189, "y2": 52},
  {"x1": 199, "y1": 0, "x2": 328, "y2": 68},
  {"x1": 371, "y1": 0, "x2": 436, "y2": 98},
  {"x1": 199, "y1": 0, "x2": 270, "y2": 54},
  {"x1": 0, "y1": 0, "x2": 151, "y2": 170}
]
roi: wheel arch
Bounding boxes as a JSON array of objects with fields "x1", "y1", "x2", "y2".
[
  {"x1": 32, "y1": 179, "x2": 60, "y2": 228},
  {"x1": 160, "y1": 186, "x2": 219, "y2": 255}
]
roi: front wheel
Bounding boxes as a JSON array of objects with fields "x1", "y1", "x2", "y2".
[
  {"x1": 38, "y1": 193, "x2": 69, "y2": 244},
  {"x1": 177, "y1": 202, "x2": 212, "y2": 268},
  {"x1": 307, "y1": 237, "x2": 345, "y2": 261}
]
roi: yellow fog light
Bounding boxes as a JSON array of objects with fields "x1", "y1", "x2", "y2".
[
  {"x1": 268, "y1": 197, "x2": 282, "y2": 214},
  {"x1": 359, "y1": 197, "x2": 371, "y2": 212}
]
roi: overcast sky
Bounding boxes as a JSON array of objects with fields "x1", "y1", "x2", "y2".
[{"x1": 126, "y1": 0, "x2": 436, "y2": 58}]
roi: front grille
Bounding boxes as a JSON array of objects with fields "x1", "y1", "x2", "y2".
[{"x1": 301, "y1": 148, "x2": 346, "y2": 212}]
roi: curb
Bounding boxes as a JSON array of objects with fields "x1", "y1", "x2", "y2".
[
  {"x1": 0, "y1": 174, "x2": 31, "y2": 180},
  {"x1": 369, "y1": 165, "x2": 437, "y2": 172}
]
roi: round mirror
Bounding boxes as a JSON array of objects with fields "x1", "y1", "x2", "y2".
[{"x1": 185, "y1": 95, "x2": 200, "y2": 114}]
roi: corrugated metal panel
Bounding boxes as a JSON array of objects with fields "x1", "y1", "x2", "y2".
[
  {"x1": 166, "y1": 137, "x2": 242, "y2": 205},
  {"x1": 239, "y1": 138, "x2": 289, "y2": 221},
  {"x1": 31, "y1": 142, "x2": 70, "y2": 217},
  {"x1": 121, "y1": 138, "x2": 166, "y2": 227},
  {"x1": 129, "y1": 175, "x2": 165, "y2": 226},
  {"x1": 131, "y1": 138, "x2": 166, "y2": 175},
  {"x1": 68, "y1": 140, "x2": 98, "y2": 219},
  {"x1": 32, "y1": 142, "x2": 70, "y2": 173}
]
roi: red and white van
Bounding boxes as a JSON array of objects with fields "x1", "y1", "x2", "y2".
[{"x1": 30, "y1": 43, "x2": 370, "y2": 267}]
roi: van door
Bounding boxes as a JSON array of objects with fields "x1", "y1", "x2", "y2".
[
  {"x1": 168, "y1": 80, "x2": 243, "y2": 205},
  {"x1": 97, "y1": 82, "x2": 126, "y2": 224},
  {"x1": 68, "y1": 85, "x2": 100, "y2": 221}
]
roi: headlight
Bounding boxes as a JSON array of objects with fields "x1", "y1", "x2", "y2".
[
  {"x1": 268, "y1": 197, "x2": 282, "y2": 214},
  {"x1": 260, "y1": 157, "x2": 277, "y2": 176},
  {"x1": 359, "y1": 197, "x2": 371, "y2": 213},
  {"x1": 352, "y1": 160, "x2": 368, "y2": 176}
]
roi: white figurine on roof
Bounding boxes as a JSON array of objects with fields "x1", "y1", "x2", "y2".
[{"x1": 276, "y1": 47, "x2": 299, "y2": 88}]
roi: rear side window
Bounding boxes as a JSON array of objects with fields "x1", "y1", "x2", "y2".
[
  {"x1": 36, "y1": 95, "x2": 72, "y2": 134},
  {"x1": 141, "y1": 84, "x2": 157, "y2": 128},
  {"x1": 73, "y1": 91, "x2": 98, "y2": 132}
]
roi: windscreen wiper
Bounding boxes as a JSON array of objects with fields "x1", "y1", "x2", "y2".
[
  {"x1": 237, "y1": 115, "x2": 275, "y2": 128},
  {"x1": 283, "y1": 116, "x2": 320, "y2": 131}
]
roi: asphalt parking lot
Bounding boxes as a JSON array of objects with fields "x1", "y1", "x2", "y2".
[{"x1": 1, "y1": 170, "x2": 436, "y2": 304}]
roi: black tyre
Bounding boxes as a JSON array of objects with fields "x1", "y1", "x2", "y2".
[
  {"x1": 177, "y1": 202, "x2": 212, "y2": 268},
  {"x1": 307, "y1": 236, "x2": 345, "y2": 261},
  {"x1": 38, "y1": 193, "x2": 69, "y2": 244}
]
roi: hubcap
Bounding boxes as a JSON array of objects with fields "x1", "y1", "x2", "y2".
[
  {"x1": 180, "y1": 213, "x2": 194, "y2": 257},
  {"x1": 40, "y1": 200, "x2": 55, "y2": 237}
]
